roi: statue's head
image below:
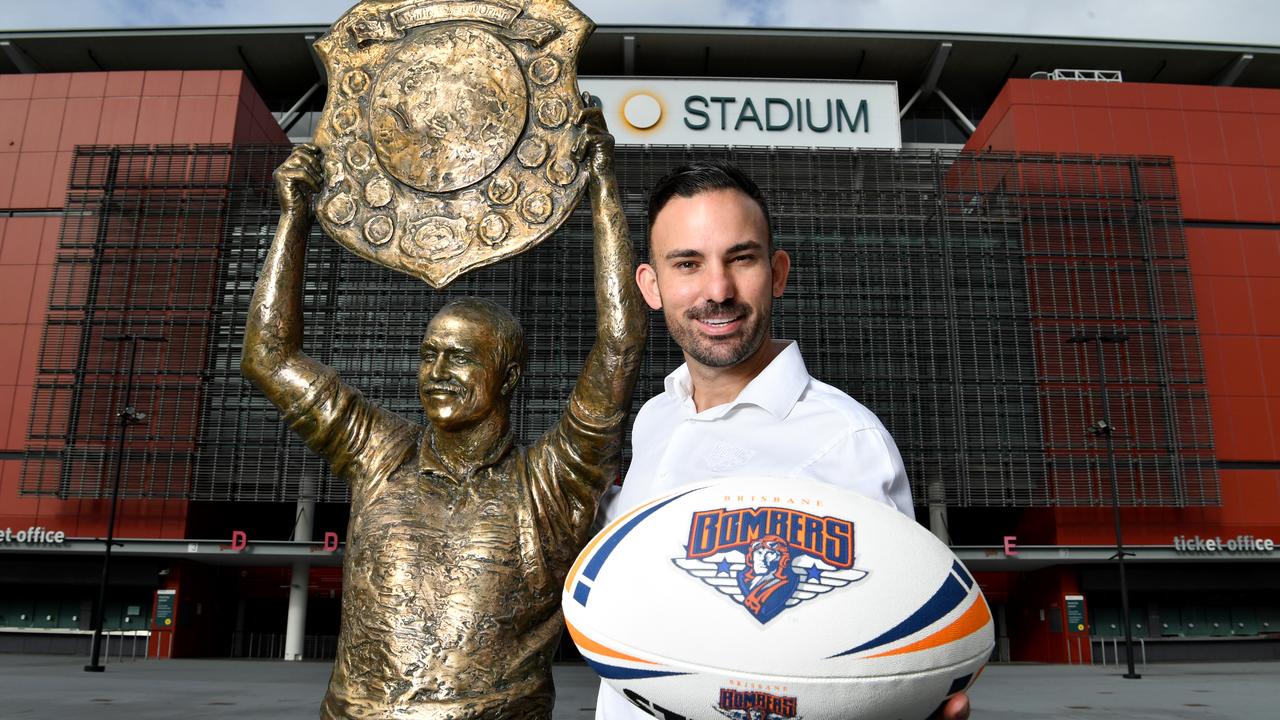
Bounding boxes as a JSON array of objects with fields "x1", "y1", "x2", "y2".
[{"x1": 419, "y1": 297, "x2": 526, "y2": 431}]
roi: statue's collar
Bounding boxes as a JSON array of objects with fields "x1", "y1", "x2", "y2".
[{"x1": 417, "y1": 426, "x2": 514, "y2": 479}]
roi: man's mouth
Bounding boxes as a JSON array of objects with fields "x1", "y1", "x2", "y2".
[
  {"x1": 685, "y1": 301, "x2": 752, "y2": 338},
  {"x1": 691, "y1": 312, "x2": 746, "y2": 336}
]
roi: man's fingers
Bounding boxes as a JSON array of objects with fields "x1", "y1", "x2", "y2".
[{"x1": 933, "y1": 692, "x2": 970, "y2": 720}]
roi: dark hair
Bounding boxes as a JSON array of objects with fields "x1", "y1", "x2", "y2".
[{"x1": 646, "y1": 160, "x2": 772, "y2": 250}]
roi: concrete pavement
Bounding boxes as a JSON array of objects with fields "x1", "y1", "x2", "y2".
[{"x1": 0, "y1": 654, "x2": 1276, "y2": 719}]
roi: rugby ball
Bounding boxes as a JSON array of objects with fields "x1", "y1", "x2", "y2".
[{"x1": 563, "y1": 476, "x2": 992, "y2": 720}]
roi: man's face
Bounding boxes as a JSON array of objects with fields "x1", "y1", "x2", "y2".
[
  {"x1": 637, "y1": 188, "x2": 790, "y2": 370},
  {"x1": 418, "y1": 310, "x2": 511, "y2": 431},
  {"x1": 751, "y1": 544, "x2": 782, "y2": 574}
]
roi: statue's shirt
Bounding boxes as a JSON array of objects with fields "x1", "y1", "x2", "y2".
[{"x1": 285, "y1": 368, "x2": 622, "y2": 719}]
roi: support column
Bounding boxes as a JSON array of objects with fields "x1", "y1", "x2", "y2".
[
  {"x1": 283, "y1": 487, "x2": 314, "y2": 662},
  {"x1": 928, "y1": 479, "x2": 950, "y2": 544}
]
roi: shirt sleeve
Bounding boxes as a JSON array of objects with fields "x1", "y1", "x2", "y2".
[
  {"x1": 280, "y1": 365, "x2": 418, "y2": 494},
  {"x1": 797, "y1": 426, "x2": 915, "y2": 520}
]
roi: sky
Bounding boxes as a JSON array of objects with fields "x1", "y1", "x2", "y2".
[{"x1": 2, "y1": 0, "x2": 1277, "y2": 47}]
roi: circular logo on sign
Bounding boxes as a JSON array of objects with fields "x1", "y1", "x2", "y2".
[{"x1": 621, "y1": 91, "x2": 663, "y2": 131}]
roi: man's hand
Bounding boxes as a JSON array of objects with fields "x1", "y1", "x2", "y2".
[
  {"x1": 572, "y1": 96, "x2": 615, "y2": 182},
  {"x1": 929, "y1": 692, "x2": 970, "y2": 720},
  {"x1": 274, "y1": 143, "x2": 322, "y2": 217}
]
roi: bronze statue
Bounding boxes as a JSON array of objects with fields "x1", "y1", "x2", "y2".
[
  {"x1": 242, "y1": 3, "x2": 645, "y2": 716},
  {"x1": 244, "y1": 114, "x2": 643, "y2": 717}
]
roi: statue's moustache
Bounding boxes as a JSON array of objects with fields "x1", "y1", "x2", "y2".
[{"x1": 421, "y1": 382, "x2": 465, "y2": 395}]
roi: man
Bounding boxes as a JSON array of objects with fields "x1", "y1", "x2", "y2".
[
  {"x1": 595, "y1": 160, "x2": 969, "y2": 720},
  {"x1": 243, "y1": 109, "x2": 645, "y2": 719},
  {"x1": 738, "y1": 535, "x2": 798, "y2": 623}
]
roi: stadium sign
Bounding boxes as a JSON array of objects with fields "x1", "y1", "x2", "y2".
[{"x1": 580, "y1": 78, "x2": 901, "y2": 149}]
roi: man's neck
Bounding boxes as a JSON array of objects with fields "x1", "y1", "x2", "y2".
[
  {"x1": 422, "y1": 412, "x2": 512, "y2": 479},
  {"x1": 686, "y1": 339, "x2": 787, "y2": 413}
]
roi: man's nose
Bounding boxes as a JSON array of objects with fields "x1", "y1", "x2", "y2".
[{"x1": 703, "y1": 264, "x2": 736, "y2": 303}]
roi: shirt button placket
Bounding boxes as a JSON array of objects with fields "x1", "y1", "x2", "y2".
[{"x1": 656, "y1": 417, "x2": 692, "y2": 487}]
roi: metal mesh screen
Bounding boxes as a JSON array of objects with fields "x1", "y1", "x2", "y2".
[{"x1": 20, "y1": 144, "x2": 1217, "y2": 507}]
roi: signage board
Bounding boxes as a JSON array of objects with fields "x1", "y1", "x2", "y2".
[
  {"x1": 580, "y1": 77, "x2": 901, "y2": 149},
  {"x1": 1065, "y1": 595, "x2": 1087, "y2": 632},
  {"x1": 1173, "y1": 534, "x2": 1275, "y2": 553},
  {"x1": 154, "y1": 589, "x2": 176, "y2": 628}
]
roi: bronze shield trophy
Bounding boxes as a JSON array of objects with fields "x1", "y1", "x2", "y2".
[{"x1": 312, "y1": 0, "x2": 594, "y2": 287}]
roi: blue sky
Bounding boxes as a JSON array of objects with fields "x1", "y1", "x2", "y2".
[{"x1": 3, "y1": 0, "x2": 1277, "y2": 47}]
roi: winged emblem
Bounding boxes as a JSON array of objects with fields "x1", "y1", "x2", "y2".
[{"x1": 673, "y1": 546, "x2": 867, "y2": 624}]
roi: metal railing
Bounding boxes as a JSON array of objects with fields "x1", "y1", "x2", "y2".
[
  {"x1": 229, "y1": 632, "x2": 337, "y2": 659},
  {"x1": 1091, "y1": 635, "x2": 1147, "y2": 667},
  {"x1": 1030, "y1": 69, "x2": 1123, "y2": 82},
  {"x1": 97, "y1": 630, "x2": 152, "y2": 663}
]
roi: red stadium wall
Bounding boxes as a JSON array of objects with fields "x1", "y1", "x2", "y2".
[
  {"x1": 966, "y1": 79, "x2": 1280, "y2": 547},
  {"x1": 0, "y1": 70, "x2": 287, "y2": 542}
]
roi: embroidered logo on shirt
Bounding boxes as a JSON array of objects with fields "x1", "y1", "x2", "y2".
[
  {"x1": 673, "y1": 506, "x2": 868, "y2": 624},
  {"x1": 702, "y1": 440, "x2": 757, "y2": 472}
]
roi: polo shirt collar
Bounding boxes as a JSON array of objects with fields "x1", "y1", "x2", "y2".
[{"x1": 663, "y1": 341, "x2": 809, "y2": 419}]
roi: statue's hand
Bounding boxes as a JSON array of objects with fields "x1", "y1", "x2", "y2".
[
  {"x1": 274, "y1": 144, "x2": 322, "y2": 216},
  {"x1": 572, "y1": 96, "x2": 615, "y2": 181}
]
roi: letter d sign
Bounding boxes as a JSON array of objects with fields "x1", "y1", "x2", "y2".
[
  {"x1": 324, "y1": 532, "x2": 339, "y2": 552},
  {"x1": 230, "y1": 530, "x2": 247, "y2": 552}
]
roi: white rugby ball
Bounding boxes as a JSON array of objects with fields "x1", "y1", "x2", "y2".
[{"x1": 564, "y1": 476, "x2": 992, "y2": 720}]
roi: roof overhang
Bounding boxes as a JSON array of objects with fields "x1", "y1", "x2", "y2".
[
  {"x1": 3, "y1": 538, "x2": 1277, "y2": 571},
  {"x1": 1, "y1": 25, "x2": 1275, "y2": 111}
]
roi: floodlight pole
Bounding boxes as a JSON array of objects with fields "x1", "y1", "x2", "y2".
[
  {"x1": 85, "y1": 333, "x2": 164, "y2": 673},
  {"x1": 1068, "y1": 332, "x2": 1140, "y2": 680}
]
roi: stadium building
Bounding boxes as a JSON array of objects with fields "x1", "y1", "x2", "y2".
[{"x1": 0, "y1": 19, "x2": 1277, "y2": 665}]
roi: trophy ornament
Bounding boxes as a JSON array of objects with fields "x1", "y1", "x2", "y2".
[{"x1": 312, "y1": 0, "x2": 594, "y2": 287}]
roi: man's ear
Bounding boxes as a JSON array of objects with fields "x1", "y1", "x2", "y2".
[
  {"x1": 636, "y1": 263, "x2": 663, "y2": 310},
  {"x1": 770, "y1": 249, "x2": 791, "y2": 298},
  {"x1": 501, "y1": 362, "x2": 521, "y2": 397}
]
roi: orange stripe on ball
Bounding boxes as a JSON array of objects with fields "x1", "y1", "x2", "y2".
[
  {"x1": 565, "y1": 618, "x2": 655, "y2": 665},
  {"x1": 867, "y1": 595, "x2": 992, "y2": 659}
]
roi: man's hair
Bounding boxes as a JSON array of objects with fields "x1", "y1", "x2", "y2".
[
  {"x1": 432, "y1": 297, "x2": 528, "y2": 374},
  {"x1": 646, "y1": 160, "x2": 773, "y2": 253}
]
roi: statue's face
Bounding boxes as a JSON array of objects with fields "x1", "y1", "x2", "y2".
[
  {"x1": 419, "y1": 310, "x2": 509, "y2": 431},
  {"x1": 639, "y1": 189, "x2": 789, "y2": 370}
]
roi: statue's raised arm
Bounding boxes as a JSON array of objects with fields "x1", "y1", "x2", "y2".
[
  {"x1": 241, "y1": 145, "x2": 328, "y2": 410},
  {"x1": 242, "y1": 144, "x2": 414, "y2": 484},
  {"x1": 564, "y1": 104, "x2": 648, "y2": 436}
]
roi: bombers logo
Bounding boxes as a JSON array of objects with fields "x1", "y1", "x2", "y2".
[
  {"x1": 673, "y1": 507, "x2": 868, "y2": 623},
  {"x1": 715, "y1": 689, "x2": 799, "y2": 720}
]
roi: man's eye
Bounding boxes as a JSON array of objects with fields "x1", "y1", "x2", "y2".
[
  {"x1": 674, "y1": 260, "x2": 698, "y2": 270},
  {"x1": 732, "y1": 254, "x2": 757, "y2": 264},
  {"x1": 451, "y1": 354, "x2": 471, "y2": 365}
]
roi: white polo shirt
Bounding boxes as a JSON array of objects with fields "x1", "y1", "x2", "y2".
[{"x1": 594, "y1": 340, "x2": 913, "y2": 719}]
